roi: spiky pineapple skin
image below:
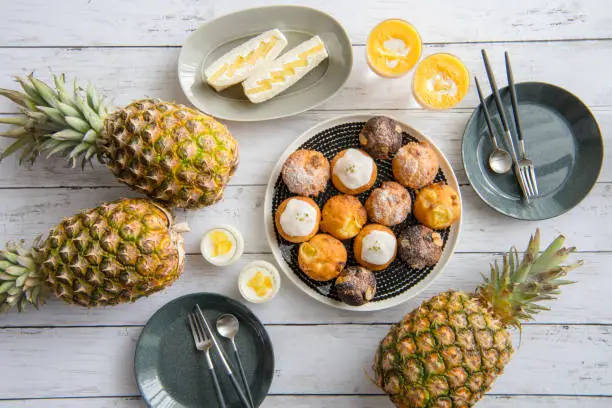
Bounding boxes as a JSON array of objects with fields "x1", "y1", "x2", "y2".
[
  {"x1": 374, "y1": 291, "x2": 514, "y2": 408},
  {"x1": 102, "y1": 99, "x2": 239, "y2": 209},
  {"x1": 35, "y1": 198, "x2": 185, "y2": 307}
]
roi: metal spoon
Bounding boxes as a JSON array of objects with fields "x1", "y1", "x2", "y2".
[
  {"x1": 474, "y1": 76, "x2": 512, "y2": 174},
  {"x1": 216, "y1": 314, "x2": 254, "y2": 407}
]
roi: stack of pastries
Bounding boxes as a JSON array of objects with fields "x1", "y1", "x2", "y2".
[{"x1": 274, "y1": 116, "x2": 461, "y2": 306}]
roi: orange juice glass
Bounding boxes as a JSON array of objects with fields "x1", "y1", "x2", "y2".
[
  {"x1": 412, "y1": 53, "x2": 470, "y2": 110},
  {"x1": 366, "y1": 19, "x2": 422, "y2": 78}
]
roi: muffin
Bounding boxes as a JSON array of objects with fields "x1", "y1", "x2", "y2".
[
  {"x1": 413, "y1": 183, "x2": 461, "y2": 229},
  {"x1": 359, "y1": 116, "x2": 403, "y2": 159},
  {"x1": 334, "y1": 266, "x2": 377, "y2": 306},
  {"x1": 398, "y1": 225, "x2": 444, "y2": 269},
  {"x1": 354, "y1": 224, "x2": 397, "y2": 271},
  {"x1": 298, "y1": 234, "x2": 347, "y2": 281},
  {"x1": 365, "y1": 181, "x2": 411, "y2": 227},
  {"x1": 282, "y1": 149, "x2": 330, "y2": 197},
  {"x1": 275, "y1": 197, "x2": 321, "y2": 243},
  {"x1": 392, "y1": 142, "x2": 439, "y2": 189},
  {"x1": 320, "y1": 195, "x2": 368, "y2": 240},
  {"x1": 331, "y1": 148, "x2": 377, "y2": 195}
]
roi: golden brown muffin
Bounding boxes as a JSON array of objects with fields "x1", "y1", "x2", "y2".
[
  {"x1": 354, "y1": 224, "x2": 397, "y2": 271},
  {"x1": 413, "y1": 183, "x2": 461, "y2": 230},
  {"x1": 365, "y1": 181, "x2": 411, "y2": 227},
  {"x1": 282, "y1": 149, "x2": 330, "y2": 197},
  {"x1": 320, "y1": 195, "x2": 368, "y2": 240},
  {"x1": 359, "y1": 116, "x2": 403, "y2": 159},
  {"x1": 331, "y1": 148, "x2": 377, "y2": 195},
  {"x1": 298, "y1": 234, "x2": 347, "y2": 281},
  {"x1": 392, "y1": 142, "x2": 439, "y2": 189},
  {"x1": 275, "y1": 196, "x2": 321, "y2": 243}
]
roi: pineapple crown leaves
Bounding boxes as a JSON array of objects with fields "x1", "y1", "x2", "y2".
[
  {"x1": 0, "y1": 73, "x2": 113, "y2": 168},
  {"x1": 476, "y1": 229, "x2": 583, "y2": 328},
  {"x1": 0, "y1": 238, "x2": 48, "y2": 313}
]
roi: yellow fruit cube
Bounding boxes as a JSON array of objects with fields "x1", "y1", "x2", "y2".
[
  {"x1": 247, "y1": 271, "x2": 273, "y2": 297},
  {"x1": 209, "y1": 231, "x2": 233, "y2": 257}
]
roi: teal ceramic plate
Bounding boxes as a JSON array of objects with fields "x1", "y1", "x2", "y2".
[
  {"x1": 134, "y1": 293, "x2": 274, "y2": 407},
  {"x1": 462, "y1": 82, "x2": 603, "y2": 220},
  {"x1": 178, "y1": 6, "x2": 353, "y2": 121}
]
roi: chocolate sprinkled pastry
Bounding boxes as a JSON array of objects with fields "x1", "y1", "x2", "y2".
[
  {"x1": 398, "y1": 225, "x2": 443, "y2": 269},
  {"x1": 359, "y1": 116, "x2": 403, "y2": 159},
  {"x1": 334, "y1": 266, "x2": 377, "y2": 306}
]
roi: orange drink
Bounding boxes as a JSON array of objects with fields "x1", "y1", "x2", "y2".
[
  {"x1": 367, "y1": 19, "x2": 422, "y2": 78},
  {"x1": 412, "y1": 53, "x2": 470, "y2": 110}
]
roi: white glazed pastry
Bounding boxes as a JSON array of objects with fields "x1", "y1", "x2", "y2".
[
  {"x1": 361, "y1": 230, "x2": 396, "y2": 266},
  {"x1": 334, "y1": 149, "x2": 374, "y2": 190},
  {"x1": 204, "y1": 29, "x2": 288, "y2": 92},
  {"x1": 243, "y1": 35, "x2": 328, "y2": 103},
  {"x1": 354, "y1": 224, "x2": 397, "y2": 271},
  {"x1": 279, "y1": 198, "x2": 318, "y2": 237},
  {"x1": 274, "y1": 196, "x2": 321, "y2": 243},
  {"x1": 331, "y1": 148, "x2": 377, "y2": 195}
]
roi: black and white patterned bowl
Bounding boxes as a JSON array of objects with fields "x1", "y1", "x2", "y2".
[{"x1": 264, "y1": 114, "x2": 461, "y2": 311}]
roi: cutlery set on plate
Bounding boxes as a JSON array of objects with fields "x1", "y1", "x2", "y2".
[
  {"x1": 476, "y1": 49, "x2": 540, "y2": 202},
  {"x1": 188, "y1": 305, "x2": 254, "y2": 408}
]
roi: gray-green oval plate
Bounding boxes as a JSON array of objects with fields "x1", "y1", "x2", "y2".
[
  {"x1": 462, "y1": 82, "x2": 603, "y2": 220},
  {"x1": 134, "y1": 293, "x2": 274, "y2": 407},
  {"x1": 178, "y1": 5, "x2": 353, "y2": 122}
]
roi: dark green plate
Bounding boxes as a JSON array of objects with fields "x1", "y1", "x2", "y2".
[
  {"x1": 134, "y1": 293, "x2": 274, "y2": 408},
  {"x1": 462, "y1": 82, "x2": 603, "y2": 220}
]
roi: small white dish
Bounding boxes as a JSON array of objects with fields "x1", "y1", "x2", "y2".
[
  {"x1": 238, "y1": 261, "x2": 281, "y2": 303},
  {"x1": 200, "y1": 225, "x2": 244, "y2": 267}
]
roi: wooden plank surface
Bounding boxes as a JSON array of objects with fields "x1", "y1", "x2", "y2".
[
  {"x1": 2, "y1": 42, "x2": 612, "y2": 114},
  {"x1": 2, "y1": 0, "x2": 611, "y2": 47},
  {"x1": 3, "y1": 396, "x2": 612, "y2": 408},
  {"x1": 0, "y1": 324, "x2": 610, "y2": 399},
  {"x1": 1, "y1": 108, "x2": 611, "y2": 187},
  {"x1": 1, "y1": 1, "x2": 610, "y2": 407},
  {"x1": 0, "y1": 184, "x2": 609, "y2": 255},
  {"x1": 0, "y1": 251, "x2": 604, "y2": 327}
]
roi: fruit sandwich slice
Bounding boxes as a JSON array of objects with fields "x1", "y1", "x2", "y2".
[
  {"x1": 242, "y1": 35, "x2": 328, "y2": 103},
  {"x1": 204, "y1": 29, "x2": 288, "y2": 91}
]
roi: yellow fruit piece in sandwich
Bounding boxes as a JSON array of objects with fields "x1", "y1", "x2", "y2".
[
  {"x1": 204, "y1": 29, "x2": 288, "y2": 92},
  {"x1": 243, "y1": 35, "x2": 328, "y2": 103}
]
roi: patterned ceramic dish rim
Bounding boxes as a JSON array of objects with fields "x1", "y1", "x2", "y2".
[{"x1": 264, "y1": 114, "x2": 462, "y2": 311}]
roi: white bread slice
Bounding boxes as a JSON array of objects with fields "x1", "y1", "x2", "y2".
[
  {"x1": 242, "y1": 35, "x2": 328, "y2": 103},
  {"x1": 204, "y1": 29, "x2": 288, "y2": 92}
]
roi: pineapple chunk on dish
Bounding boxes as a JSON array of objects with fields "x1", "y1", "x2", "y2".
[
  {"x1": 204, "y1": 29, "x2": 288, "y2": 92},
  {"x1": 243, "y1": 35, "x2": 329, "y2": 103},
  {"x1": 247, "y1": 271, "x2": 274, "y2": 298}
]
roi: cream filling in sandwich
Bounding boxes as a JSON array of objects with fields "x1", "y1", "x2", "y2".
[
  {"x1": 204, "y1": 29, "x2": 288, "y2": 92},
  {"x1": 243, "y1": 35, "x2": 328, "y2": 103}
]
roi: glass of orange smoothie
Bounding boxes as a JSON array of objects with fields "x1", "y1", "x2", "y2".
[
  {"x1": 366, "y1": 19, "x2": 422, "y2": 78},
  {"x1": 412, "y1": 53, "x2": 470, "y2": 110}
]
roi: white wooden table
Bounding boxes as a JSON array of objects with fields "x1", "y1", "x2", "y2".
[{"x1": 1, "y1": 1, "x2": 611, "y2": 407}]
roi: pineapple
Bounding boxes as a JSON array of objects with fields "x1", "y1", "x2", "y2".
[
  {"x1": 373, "y1": 230, "x2": 583, "y2": 407},
  {"x1": 0, "y1": 198, "x2": 189, "y2": 312},
  {"x1": 0, "y1": 74, "x2": 239, "y2": 209}
]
